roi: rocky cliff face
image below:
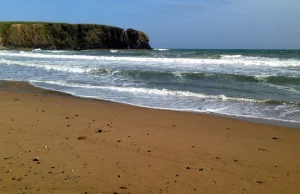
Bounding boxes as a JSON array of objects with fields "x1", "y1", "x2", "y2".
[{"x1": 0, "y1": 22, "x2": 151, "y2": 50}]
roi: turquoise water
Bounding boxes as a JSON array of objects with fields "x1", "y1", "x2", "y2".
[{"x1": 1, "y1": 49, "x2": 300, "y2": 127}]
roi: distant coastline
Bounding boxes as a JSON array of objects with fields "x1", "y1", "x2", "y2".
[{"x1": 0, "y1": 22, "x2": 152, "y2": 50}]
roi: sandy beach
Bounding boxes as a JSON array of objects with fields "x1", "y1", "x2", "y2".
[{"x1": 0, "y1": 81, "x2": 300, "y2": 194}]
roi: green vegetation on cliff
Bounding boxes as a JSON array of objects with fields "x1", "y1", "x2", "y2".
[{"x1": 0, "y1": 22, "x2": 151, "y2": 50}]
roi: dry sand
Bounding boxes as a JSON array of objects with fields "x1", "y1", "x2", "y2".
[{"x1": 0, "y1": 81, "x2": 300, "y2": 194}]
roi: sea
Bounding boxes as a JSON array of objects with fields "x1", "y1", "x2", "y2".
[{"x1": 0, "y1": 49, "x2": 300, "y2": 128}]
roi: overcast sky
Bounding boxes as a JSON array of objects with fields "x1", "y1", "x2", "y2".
[{"x1": 1, "y1": 0, "x2": 299, "y2": 49}]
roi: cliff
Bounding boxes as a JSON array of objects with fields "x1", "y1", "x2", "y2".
[{"x1": 0, "y1": 22, "x2": 151, "y2": 50}]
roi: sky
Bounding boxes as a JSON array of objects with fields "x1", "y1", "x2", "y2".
[{"x1": 1, "y1": 0, "x2": 300, "y2": 49}]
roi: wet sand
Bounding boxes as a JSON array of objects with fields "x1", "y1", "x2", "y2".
[{"x1": 1, "y1": 81, "x2": 300, "y2": 194}]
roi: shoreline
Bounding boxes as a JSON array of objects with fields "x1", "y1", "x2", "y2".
[
  {"x1": 4, "y1": 80, "x2": 298, "y2": 129},
  {"x1": 1, "y1": 80, "x2": 300, "y2": 193}
]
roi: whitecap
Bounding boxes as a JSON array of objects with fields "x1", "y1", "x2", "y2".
[
  {"x1": 154, "y1": 48, "x2": 169, "y2": 51},
  {"x1": 0, "y1": 58, "x2": 93, "y2": 73},
  {"x1": 29, "y1": 80, "x2": 266, "y2": 103},
  {"x1": 0, "y1": 50, "x2": 299, "y2": 67},
  {"x1": 32, "y1": 48, "x2": 42, "y2": 52}
]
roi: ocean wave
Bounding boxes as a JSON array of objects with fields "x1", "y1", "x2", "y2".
[
  {"x1": 1, "y1": 50, "x2": 299, "y2": 67},
  {"x1": 90, "y1": 68, "x2": 300, "y2": 85},
  {"x1": 29, "y1": 80, "x2": 262, "y2": 102},
  {"x1": 0, "y1": 58, "x2": 94, "y2": 73},
  {"x1": 29, "y1": 80, "x2": 300, "y2": 106},
  {"x1": 2, "y1": 58, "x2": 300, "y2": 86},
  {"x1": 265, "y1": 84, "x2": 300, "y2": 95}
]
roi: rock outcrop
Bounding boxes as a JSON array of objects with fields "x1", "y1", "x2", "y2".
[{"x1": 0, "y1": 22, "x2": 151, "y2": 50}]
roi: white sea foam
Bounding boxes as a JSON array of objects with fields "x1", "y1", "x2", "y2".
[
  {"x1": 110, "y1": 50, "x2": 119, "y2": 53},
  {"x1": 172, "y1": 71, "x2": 183, "y2": 78},
  {"x1": 29, "y1": 80, "x2": 267, "y2": 103},
  {"x1": 220, "y1": 55, "x2": 243, "y2": 59},
  {"x1": 0, "y1": 50, "x2": 299, "y2": 67},
  {"x1": 49, "y1": 50, "x2": 65, "y2": 53},
  {"x1": 0, "y1": 59, "x2": 93, "y2": 73},
  {"x1": 205, "y1": 107, "x2": 229, "y2": 112},
  {"x1": 32, "y1": 48, "x2": 42, "y2": 51},
  {"x1": 154, "y1": 48, "x2": 169, "y2": 51}
]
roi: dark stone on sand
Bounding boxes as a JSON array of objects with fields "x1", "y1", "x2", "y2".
[
  {"x1": 216, "y1": 157, "x2": 221, "y2": 160},
  {"x1": 272, "y1": 137, "x2": 279, "y2": 140},
  {"x1": 32, "y1": 157, "x2": 40, "y2": 162},
  {"x1": 258, "y1": 148, "x2": 268, "y2": 151},
  {"x1": 186, "y1": 167, "x2": 191, "y2": 170},
  {"x1": 199, "y1": 168, "x2": 204, "y2": 171},
  {"x1": 65, "y1": 117, "x2": 69, "y2": 119},
  {"x1": 75, "y1": 114, "x2": 79, "y2": 117},
  {"x1": 78, "y1": 136, "x2": 87, "y2": 140},
  {"x1": 256, "y1": 180, "x2": 264, "y2": 184},
  {"x1": 97, "y1": 129, "x2": 103, "y2": 133},
  {"x1": 119, "y1": 186, "x2": 128, "y2": 190},
  {"x1": 117, "y1": 140, "x2": 122, "y2": 143}
]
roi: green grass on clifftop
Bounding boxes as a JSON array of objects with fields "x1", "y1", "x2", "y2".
[
  {"x1": 0, "y1": 21, "x2": 68, "y2": 34},
  {"x1": 0, "y1": 23, "x2": 12, "y2": 34}
]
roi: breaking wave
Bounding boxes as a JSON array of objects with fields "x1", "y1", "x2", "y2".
[
  {"x1": 2, "y1": 58, "x2": 300, "y2": 87},
  {"x1": 29, "y1": 80, "x2": 300, "y2": 106},
  {"x1": 1, "y1": 50, "x2": 300, "y2": 67}
]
